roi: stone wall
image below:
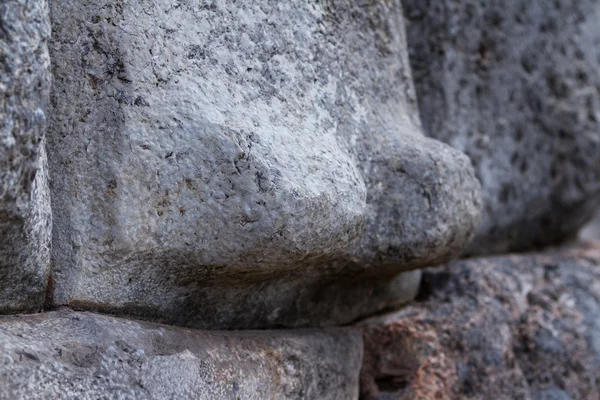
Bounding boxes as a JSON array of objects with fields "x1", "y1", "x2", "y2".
[
  {"x1": 0, "y1": 0, "x2": 598, "y2": 399},
  {"x1": 404, "y1": 0, "x2": 600, "y2": 255},
  {"x1": 0, "y1": 0, "x2": 52, "y2": 313}
]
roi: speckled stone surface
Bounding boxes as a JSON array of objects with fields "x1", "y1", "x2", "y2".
[
  {"x1": 0, "y1": 310, "x2": 362, "y2": 400},
  {"x1": 359, "y1": 242, "x2": 600, "y2": 400},
  {"x1": 46, "y1": 0, "x2": 481, "y2": 329},
  {"x1": 0, "y1": 0, "x2": 52, "y2": 312},
  {"x1": 404, "y1": 0, "x2": 600, "y2": 255}
]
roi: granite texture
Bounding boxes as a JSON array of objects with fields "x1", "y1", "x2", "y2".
[
  {"x1": 47, "y1": 0, "x2": 481, "y2": 329},
  {"x1": 404, "y1": 0, "x2": 600, "y2": 255},
  {"x1": 359, "y1": 242, "x2": 600, "y2": 400},
  {"x1": 0, "y1": 310, "x2": 362, "y2": 400},
  {"x1": 0, "y1": 0, "x2": 52, "y2": 312}
]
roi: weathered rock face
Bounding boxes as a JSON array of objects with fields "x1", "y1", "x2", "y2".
[
  {"x1": 404, "y1": 0, "x2": 600, "y2": 255},
  {"x1": 0, "y1": 310, "x2": 362, "y2": 400},
  {"x1": 47, "y1": 0, "x2": 481, "y2": 328},
  {"x1": 359, "y1": 242, "x2": 600, "y2": 400},
  {"x1": 0, "y1": 0, "x2": 52, "y2": 312}
]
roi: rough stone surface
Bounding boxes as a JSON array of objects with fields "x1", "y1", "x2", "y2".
[
  {"x1": 404, "y1": 0, "x2": 600, "y2": 255},
  {"x1": 0, "y1": 309, "x2": 362, "y2": 400},
  {"x1": 0, "y1": 0, "x2": 52, "y2": 312},
  {"x1": 47, "y1": 0, "x2": 481, "y2": 328},
  {"x1": 359, "y1": 242, "x2": 600, "y2": 400}
]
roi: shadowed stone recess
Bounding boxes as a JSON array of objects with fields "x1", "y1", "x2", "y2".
[
  {"x1": 404, "y1": 0, "x2": 600, "y2": 255},
  {"x1": 0, "y1": 0, "x2": 52, "y2": 312},
  {"x1": 47, "y1": 0, "x2": 481, "y2": 329},
  {"x1": 0, "y1": 310, "x2": 362, "y2": 400}
]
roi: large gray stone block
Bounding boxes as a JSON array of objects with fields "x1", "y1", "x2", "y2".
[
  {"x1": 404, "y1": 0, "x2": 600, "y2": 255},
  {"x1": 0, "y1": 0, "x2": 52, "y2": 312},
  {"x1": 47, "y1": 0, "x2": 481, "y2": 328},
  {"x1": 0, "y1": 310, "x2": 362, "y2": 400}
]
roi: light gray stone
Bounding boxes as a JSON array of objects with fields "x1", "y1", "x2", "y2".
[
  {"x1": 0, "y1": 0, "x2": 52, "y2": 312},
  {"x1": 47, "y1": 0, "x2": 481, "y2": 328},
  {"x1": 0, "y1": 310, "x2": 362, "y2": 400},
  {"x1": 580, "y1": 209, "x2": 600, "y2": 240},
  {"x1": 404, "y1": 0, "x2": 600, "y2": 255}
]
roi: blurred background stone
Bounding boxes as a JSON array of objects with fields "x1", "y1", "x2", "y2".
[
  {"x1": 404, "y1": 0, "x2": 600, "y2": 255},
  {"x1": 359, "y1": 242, "x2": 600, "y2": 400},
  {"x1": 580, "y1": 209, "x2": 600, "y2": 240}
]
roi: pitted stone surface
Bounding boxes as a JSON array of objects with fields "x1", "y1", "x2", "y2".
[
  {"x1": 359, "y1": 242, "x2": 600, "y2": 400},
  {"x1": 47, "y1": 0, "x2": 480, "y2": 328},
  {"x1": 404, "y1": 0, "x2": 600, "y2": 255},
  {"x1": 0, "y1": 0, "x2": 52, "y2": 312},
  {"x1": 0, "y1": 310, "x2": 362, "y2": 400}
]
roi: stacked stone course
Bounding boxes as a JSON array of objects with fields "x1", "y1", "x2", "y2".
[{"x1": 0, "y1": 0, "x2": 598, "y2": 399}]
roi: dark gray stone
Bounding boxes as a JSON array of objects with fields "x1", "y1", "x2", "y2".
[
  {"x1": 0, "y1": 0, "x2": 52, "y2": 312},
  {"x1": 359, "y1": 242, "x2": 600, "y2": 400},
  {"x1": 46, "y1": 0, "x2": 481, "y2": 329},
  {"x1": 404, "y1": 0, "x2": 600, "y2": 255},
  {"x1": 0, "y1": 310, "x2": 362, "y2": 400}
]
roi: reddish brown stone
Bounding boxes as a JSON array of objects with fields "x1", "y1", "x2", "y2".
[{"x1": 360, "y1": 242, "x2": 600, "y2": 400}]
